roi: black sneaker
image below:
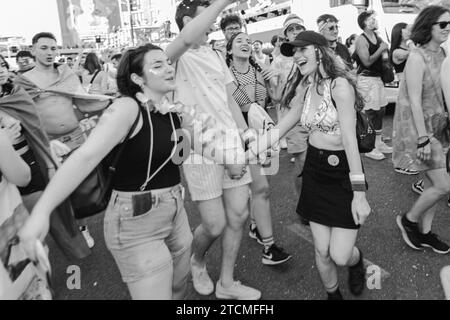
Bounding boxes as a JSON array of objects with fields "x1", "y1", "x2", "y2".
[
  {"x1": 348, "y1": 249, "x2": 366, "y2": 296},
  {"x1": 419, "y1": 232, "x2": 450, "y2": 254},
  {"x1": 262, "y1": 244, "x2": 292, "y2": 266},
  {"x1": 249, "y1": 224, "x2": 264, "y2": 245},
  {"x1": 327, "y1": 288, "x2": 344, "y2": 300},
  {"x1": 412, "y1": 180, "x2": 424, "y2": 195},
  {"x1": 396, "y1": 215, "x2": 423, "y2": 250}
]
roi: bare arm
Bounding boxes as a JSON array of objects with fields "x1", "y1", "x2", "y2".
[
  {"x1": 355, "y1": 35, "x2": 386, "y2": 67},
  {"x1": 392, "y1": 48, "x2": 410, "y2": 65},
  {"x1": 0, "y1": 130, "x2": 31, "y2": 187},
  {"x1": 332, "y1": 78, "x2": 370, "y2": 225},
  {"x1": 332, "y1": 78, "x2": 362, "y2": 175},
  {"x1": 166, "y1": 0, "x2": 243, "y2": 62},
  {"x1": 441, "y1": 56, "x2": 450, "y2": 120},
  {"x1": 405, "y1": 52, "x2": 427, "y2": 137}
]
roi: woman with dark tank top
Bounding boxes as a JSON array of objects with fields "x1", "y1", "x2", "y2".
[{"x1": 225, "y1": 32, "x2": 292, "y2": 266}]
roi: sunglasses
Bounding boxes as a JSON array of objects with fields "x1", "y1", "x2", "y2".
[
  {"x1": 287, "y1": 25, "x2": 304, "y2": 33},
  {"x1": 327, "y1": 25, "x2": 339, "y2": 32},
  {"x1": 433, "y1": 21, "x2": 450, "y2": 29}
]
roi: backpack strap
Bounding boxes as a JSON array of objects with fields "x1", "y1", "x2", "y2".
[{"x1": 90, "y1": 70, "x2": 101, "y2": 84}]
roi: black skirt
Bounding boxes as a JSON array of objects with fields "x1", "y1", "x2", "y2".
[{"x1": 297, "y1": 144, "x2": 361, "y2": 230}]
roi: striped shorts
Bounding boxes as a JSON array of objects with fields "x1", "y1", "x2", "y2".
[{"x1": 182, "y1": 153, "x2": 252, "y2": 202}]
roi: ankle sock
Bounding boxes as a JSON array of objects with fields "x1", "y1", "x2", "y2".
[{"x1": 262, "y1": 237, "x2": 274, "y2": 250}]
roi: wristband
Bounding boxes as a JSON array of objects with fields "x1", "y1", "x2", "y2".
[{"x1": 351, "y1": 181, "x2": 368, "y2": 192}]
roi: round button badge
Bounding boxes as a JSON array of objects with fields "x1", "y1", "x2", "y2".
[{"x1": 328, "y1": 155, "x2": 340, "y2": 167}]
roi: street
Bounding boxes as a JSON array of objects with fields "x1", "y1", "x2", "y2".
[{"x1": 47, "y1": 113, "x2": 450, "y2": 300}]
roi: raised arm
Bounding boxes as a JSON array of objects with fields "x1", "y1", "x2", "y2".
[{"x1": 166, "y1": 0, "x2": 244, "y2": 62}]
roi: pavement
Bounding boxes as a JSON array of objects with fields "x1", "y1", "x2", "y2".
[{"x1": 47, "y1": 113, "x2": 450, "y2": 300}]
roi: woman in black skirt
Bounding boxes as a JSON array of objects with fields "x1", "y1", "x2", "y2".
[{"x1": 247, "y1": 31, "x2": 371, "y2": 299}]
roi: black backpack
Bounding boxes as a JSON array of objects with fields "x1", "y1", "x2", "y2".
[{"x1": 329, "y1": 82, "x2": 375, "y2": 153}]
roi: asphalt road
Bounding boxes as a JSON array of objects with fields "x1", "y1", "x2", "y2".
[{"x1": 47, "y1": 113, "x2": 450, "y2": 300}]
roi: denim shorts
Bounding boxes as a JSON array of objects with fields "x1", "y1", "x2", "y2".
[{"x1": 103, "y1": 184, "x2": 193, "y2": 284}]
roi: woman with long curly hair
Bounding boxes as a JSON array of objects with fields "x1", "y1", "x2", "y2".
[{"x1": 247, "y1": 31, "x2": 371, "y2": 299}]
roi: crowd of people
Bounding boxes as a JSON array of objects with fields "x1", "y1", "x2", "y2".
[{"x1": 1, "y1": 0, "x2": 450, "y2": 300}]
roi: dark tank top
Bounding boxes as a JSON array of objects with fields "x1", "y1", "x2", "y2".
[
  {"x1": 111, "y1": 99, "x2": 181, "y2": 191},
  {"x1": 355, "y1": 33, "x2": 383, "y2": 78}
]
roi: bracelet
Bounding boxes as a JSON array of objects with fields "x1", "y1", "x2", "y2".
[
  {"x1": 351, "y1": 181, "x2": 368, "y2": 192},
  {"x1": 417, "y1": 136, "x2": 430, "y2": 149}
]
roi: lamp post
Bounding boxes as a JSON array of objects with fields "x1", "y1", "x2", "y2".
[{"x1": 128, "y1": 0, "x2": 135, "y2": 46}]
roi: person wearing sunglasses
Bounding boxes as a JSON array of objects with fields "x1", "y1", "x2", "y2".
[
  {"x1": 220, "y1": 13, "x2": 243, "y2": 43},
  {"x1": 317, "y1": 14, "x2": 353, "y2": 68},
  {"x1": 393, "y1": 5, "x2": 450, "y2": 256}
]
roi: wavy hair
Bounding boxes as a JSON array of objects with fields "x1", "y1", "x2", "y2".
[
  {"x1": 116, "y1": 44, "x2": 163, "y2": 98},
  {"x1": 281, "y1": 45, "x2": 364, "y2": 111},
  {"x1": 389, "y1": 22, "x2": 408, "y2": 65},
  {"x1": 410, "y1": 5, "x2": 450, "y2": 46}
]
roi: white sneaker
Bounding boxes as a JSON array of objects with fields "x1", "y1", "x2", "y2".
[
  {"x1": 190, "y1": 256, "x2": 214, "y2": 295},
  {"x1": 365, "y1": 149, "x2": 385, "y2": 160},
  {"x1": 80, "y1": 226, "x2": 95, "y2": 249},
  {"x1": 215, "y1": 280, "x2": 261, "y2": 300},
  {"x1": 376, "y1": 141, "x2": 393, "y2": 154}
]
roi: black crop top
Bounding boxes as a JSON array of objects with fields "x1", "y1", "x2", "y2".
[{"x1": 110, "y1": 101, "x2": 181, "y2": 191}]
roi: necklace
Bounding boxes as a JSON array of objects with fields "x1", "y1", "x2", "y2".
[{"x1": 232, "y1": 64, "x2": 251, "y2": 75}]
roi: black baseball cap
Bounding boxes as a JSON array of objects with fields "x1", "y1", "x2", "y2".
[{"x1": 280, "y1": 31, "x2": 329, "y2": 57}]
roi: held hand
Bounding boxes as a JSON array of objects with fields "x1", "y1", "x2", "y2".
[
  {"x1": 18, "y1": 210, "x2": 51, "y2": 262},
  {"x1": 417, "y1": 144, "x2": 431, "y2": 162},
  {"x1": 226, "y1": 163, "x2": 247, "y2": 180},
  {"x1": 351, "y1": 193, "x2": 371, "y2": 226},
  {"x1": 380, "y1": 42, "x2": 389, "y2": 52}
]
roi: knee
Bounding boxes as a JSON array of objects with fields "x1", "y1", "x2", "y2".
[
  {"x1": 434, "y1": 180, "x2": 450, "y2": 196},
  {"x1": 315, "y1": 247, "x2": 331, "y2": 263},
  {"x1": 227, "y1": 207, "x2": 250, "y2": 229},
  {"x1": 252, "y1": 182, "x2": 270, "y2": 200},
  {"x1": 330, "y1": 249, "x2": 352, "y2": 267},
  {"x1": 202, "y1": 219, "x2": 226, "y2": 238}
]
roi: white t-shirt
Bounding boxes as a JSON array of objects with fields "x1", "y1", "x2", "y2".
[{"x1": 175, "y1": 45, "x2": 237, "y2": 131}]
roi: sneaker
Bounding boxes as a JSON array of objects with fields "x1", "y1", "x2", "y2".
[
  {"x1": 190, "y1": 256, "x2": 214, "y2": 295},
  {"x1": 395, "y1": 167, "x2": 420, "y2": 175},
  {"x1": 79, "y1": 226, "x2": 95, "y2": 249},
  {"x1": 419, "y1": 232, "x2": 450, "y2": 254},
  {"x1": 396, "y1": 215, "x2": 423, "y2": 250},
  {"x1": 249, "y1": 224, "x2": 264, "y2": 245},
  {"x1": 348, "y1": 249, "x2": 366, "y2": 296},
  {"x1": 412, "y1": 180, "x2": 424, "y2": 195},
  {"x1": 327, "y1": 288, "x2": 344, "y2": 300},
  {"x1": 365, "y1": 149, "x2": 385, "y2": 160},
  {"x1": 262, "y1": 244, "x2": 292, "y2": 266},
  {"x1": 215, "y1": 280, "x2": 261, "y2": 300},
  {"x1": 376, "y1": 141, "x2": 393, "y2": 154}
]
